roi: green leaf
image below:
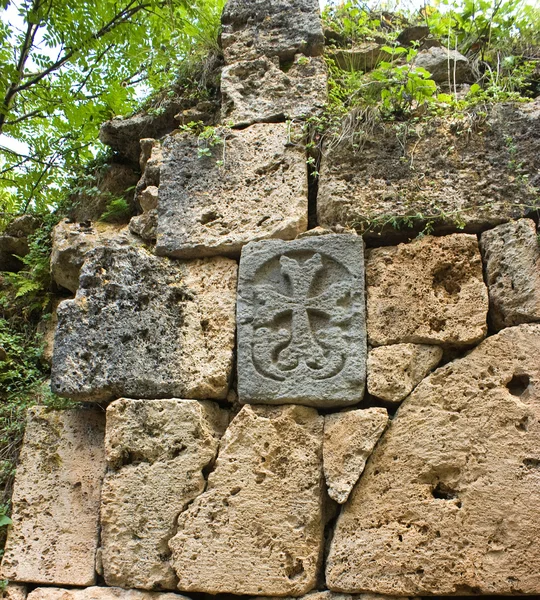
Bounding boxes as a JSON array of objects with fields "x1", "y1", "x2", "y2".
[{"x1": 0, "y1": 515, "x2": 12, "y2": 527}]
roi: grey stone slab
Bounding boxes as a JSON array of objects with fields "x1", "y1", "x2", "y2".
[{"x1": 237, "y1": 234, "x2": 366, "y2": 407}]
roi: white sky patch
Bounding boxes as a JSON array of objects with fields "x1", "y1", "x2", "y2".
[{"x1": 0, "y1": 134, "x2": 29, "y2": 156}]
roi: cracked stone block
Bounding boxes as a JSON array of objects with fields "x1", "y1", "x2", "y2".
[
  {"x1": 221, "y1": 0, "x2": 324, "y2": 64},
  {"x1": 2, "y1": 407, "x2": 105, "y2": 586},
  {"x1": 27, "y1": 588, "x2": 192, "y2": 600},
  {"x1": 169, "y1": 404, "x2": 324, "y2": 596},
  {"x1": 237, "y1": 234, "x2": 367, "y2": 407},
  {"x1": 221, "y1": 55, "x2": 327, "y2": 127},
  {"x1": 480, "y1": 218, "x2": 540, "y2": 331},
  {"x1": 323, "y1": 408, "x2": 388, "y2": 504},
  {"x1": 252, "y1": 593, "x2": 415, "y2": 600},
  {"x1": 326, "y1": 323, "x2": 540, "y2": 595},
  {"x1": 155, "y1": 123, "x2": 307, "y2": 259},
  {"x1": 51, "y1": 246, "x2": 237, "y2": 402},
  {"x1": 367, "y1": 344, "x2": 443, "y2": 402},
  {"x1": 101, "y1": 398, "x2": 228, "y2": 590},
  {"x1": 366, "y1": 234, "x2": 488, "y2": 347}
]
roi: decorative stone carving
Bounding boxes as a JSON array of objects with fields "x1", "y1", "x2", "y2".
[
  {"x1": 27, "y1": 588, "x2": 191, "y2": 600},
  {"x1": 2, "y1": 407, "x2": 105, "y2": 586},
  {"x1": 237, "y1": 235, "x2": 367, "y2": 407}
]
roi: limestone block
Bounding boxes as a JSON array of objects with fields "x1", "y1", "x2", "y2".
[
  {"x1": 129, "y1": 209, "x2": 157, "y2": 242},
  {"x1": 156, "y1": 123, "x2": 307, "y2": 259},
  {"x1": 169, "y1": 404, "x2": 324, "y2": 596},
  {"x1": 101, "y1": 398, "x2": 228, "y2": 590},
  {"x1": 51, "y1": 246, "x2": 237, "y2": 401},
  {"x1": 326, "y1": 44, "x2": 390, "y2": 72},
  {"x1": 323, "y1": 408, "x2": 388, "y2": 504},
  {"x1": 221, "y1": 0, "x2": 324, "y2": 64},
  {"x1": 1, "y1": 585, "x2": 27, "y2": 600},
  {"x1": 252, "y1": 593, "x2": 414, "y2": 600},
  {"x1": 414, "y1": 47, "x2": 472, "y2": 83},
  {"x1": 326, "y1": 323, "x2": 540, "y2": 595},
  {"x1": 36, "y1": 298, "x2": 63, "y2": 366},
  {"x1": 2, "y1": 407, "x2": 106, "y2": 586},
  {"x1": 366, "y1": 234, "x2": 488, "y2": 347},
  {"x1": 27, "y1": 588, "x2": 191, "y2": 600},
  {"x1": 480, "y1": 218, "x2": 540, "y2": 330},
  {"x1": 221, "y1": 56, "x2": 327, "y2": 127},
  {"x1": 367, "y1": 343, "x2": 443, "y2": 402},
  {"x1": 237, "y1": 235, "x2": 367, "y2": 407}
]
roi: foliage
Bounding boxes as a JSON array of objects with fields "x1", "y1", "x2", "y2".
[{"x1": 100, "y1": 197, "x2": 132, "y2": 223}]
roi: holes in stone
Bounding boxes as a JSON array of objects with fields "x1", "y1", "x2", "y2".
[
  {"x1": 523, "y1": 458, "x2": 540, "y2": 469},
  {"x1": 516, "y1": 416, "x2": 530, "y2": 432},
  {"x1": 285, "y1": 556, "x2": 305, "y2": 580},
  {"x1": 432, "y1": 482, "x2": 459, "y2": 501},
  {"x1": 278, "y1": 57, "x2": 294, "y2": 72},
  {"x1": 255, "y1": 472, "x2": 266, "y2": 484},
  {"x1": 200, "y1": 210, "x2": 220, "y2": 225},
  {"x1": 507, "y1": 373, "x2": 530, "y2": 396},
  {"x1": 230, "y1": 486, "x2": 241, "y2": 496}
]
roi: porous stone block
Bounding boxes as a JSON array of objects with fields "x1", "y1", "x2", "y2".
[
  {"x1": 1, "y1": 585, "x2": 27, "y2": 600},
  {"x1": 156, "y1": 123, "x2": 308, "y2": 258},
  {"x1": 414, "y1": 47, "x2": 471, "y2": 83},
  {"x1": 101, "y1": 398, "x2": 228, "y2": 590},
  {"x1": 221, "y1": 56, "x2": 327, "y2": 127},
  {"x1": 27, "y1": 588, "x2": 191, "y2": 600},
  {"x1": 367, "y1": 343, "x2": 443, "y2": 402},
  {"x1": 169, "y1": 404, "x2": 324, "y2": 596},
  {"x1": 366, "y1": 234, "x2": 488, "y2": 347},
  {"x1": 221, "y1": 0, "x2": 324, "y2": 64},
  {"x1": 326, "y1": 323, "x2": 540, "y2": 595},
  {"x1": 51, "y1": 246, "x2": 237, "y2": 401},
  {"x1": 252, "y1": 593, "x2": 414, "y2": 600},
  {"x1": 323, "y1": 408, "x2": 388, "y2": 504},
  {"x1": 237, "y1": 234, "x2": 367, "y2": 407},
  {"x1": 480, "y1": 218, "x2": 540, "y2": 331},
  {"x1": 2, "y1": 407, "x2": 105, "y2": 586}
]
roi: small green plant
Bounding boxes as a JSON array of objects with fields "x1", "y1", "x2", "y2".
[{"x1": 100, "y1": 198, "x2": 132, "y2": 224}]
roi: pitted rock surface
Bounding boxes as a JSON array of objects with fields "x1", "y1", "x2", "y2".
[
  {"x1": 221, "y1": 0, "x2": 324, "y2": 64},
  {"x1": 326, "y1": 324, "x2": 540, "y2": 595},
  {"x1": 169, "y1": 404, "x2": 324, "y2": 596},
  {"x1": 367, "y1": 344, "x2": 443, "y2": 402},
  {"x1": 1, "y1": 585, "x2": 27, "y2": 600},
  {"x1": 51, "y1": 246, "x2": 237, "y2": 401},
  {"x1": 237, "y1": 235, "x2": 366, "y2": 407},
  {"x1": 414, "y1": 47, "x2": 471, "y2": 83},
  {"x1": 27, "y1": 588, "x2": 191, "y2": 600},
  {"x1": 366, "y1": 234, "x2": 488, "y2": 347},
  {"x1": 156, "y1": 124, "x2": 307, "y2": 258},
  {"x1": 101, "y1": 399, "x2": 228, "y2": 590},
  {"x1": 2, "y1": 407, "x2": 105, "y2": 586},
  {"x1": 323, "y1": 408, "x2": 388, "y2": 504},
  {"x1": 480, "y1": 218, "x2": 540, "y2": 331},
  {"x1": 221, "y1": 56, "x2": 327, "y2": 127}
]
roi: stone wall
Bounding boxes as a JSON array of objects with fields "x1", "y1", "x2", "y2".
[{"x1": 2, "y1": 1, "x2": 540, "y2": 599}]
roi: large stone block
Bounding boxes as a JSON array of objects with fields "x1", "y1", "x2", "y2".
[
  {"x1": 237, "y1": 235, "x2": 367, "y2": 407},
  {"x1": 326, "y1": 323, "x2": 540, "y2": 595},
  {"x1": 221, "y1": 56, "x2": 327, "y2": 127},
  {"x1": 169, "y1": 404, "x2": 324, "y2": 596},
  {"x1": 317, "y1": 100, "x2": 540, "y2": 240},
  {"x1": 366, "y1": 234, "x2": 488, "y2": 347},
  {"x1": 480, "y1": 218, "x2": 540, "y2": 331},
  {"x1": 27, "y1": 588, "x2": 191, "y2": 600},
  {"x1": 101, "y1": 398, "x2": 228, "y2": 590},
  {"x1": 51, "y1": 246, "x2": 237, "y2": 401},
  {"x1": 156, "y1": 123, "x2": 308, "y2": 258},
  {"x1": 2, "y1": 407, "x2": 105, "y2": 586}
]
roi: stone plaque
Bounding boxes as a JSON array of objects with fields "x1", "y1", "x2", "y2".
[{"x1": 237, "y1": 235, "x2": 366, "y2": 407}]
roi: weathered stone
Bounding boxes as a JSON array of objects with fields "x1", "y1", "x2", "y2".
[
  {"x1": 252, "y1": 593, "x2": 413, "y2": 600},
  {"x1": 4, "y1": 215, "x2": 39, "y2": 238},
  {"x1": 221, "y1": 56, "x2": 327, "y2": 127},
  {"x1": 1, "y1": 585, "x2": 27, "y2": 600},
  {"x1": 169, "y1": 404, "x2": 324, "y2": 596},
  {"x1": 480, "y1": 218, "x2": 540, "y2": 331},
  {"x1": 221, "y1": 0, "x2": 324, "y2": 64},
  {"x1": 2, "y1": 407, "x2": 105, "y2": 586},
  {"x1": 36, "y1": 298, "x2": 63, "y2": 366},
  {"x1": 367, "y1": 344, "x2": 443, "y2": 402},
  {"x1": 396, "y1": 25, "x2": 430, "y2": 46},
  {"x1": 101, "y1": 398, "x2": 228, "y2": 590},
  {"x1": 51, "y1": 246, "x2": 237, "y2": 401},
  {"x1": 366, "y1": 234, "x2": 488, "y2": 347},
  {"x1": 156, "y1": 124, "x2": 307, "y2": 258},
  {"x1": 414, "y1": 47, "x2": 472, "y2": 84},
  {"x1": 237, "y1": 235, "x2": 366, "y2": 407},
  {"x1": 317, "y1": 100, "x2": 540, "y2": 240},
  {"x1": 323, "y1": 408, "x2": 388, "y2": 504},
  {"x1": 327, "y1": 323, "x2": 540, "y2": 595},
  {"x1": 327, "y1": 44, "x2": 390, "y2": 72},
  {"x1": 0, "y1": 235, "x2": 29, "y2": 258},
  {"x1": 27, "y1": 588, "x2": 191, "y2": 600},
  {"x1": 129, "y1": 209, "x2": 157, "y2": 242}
]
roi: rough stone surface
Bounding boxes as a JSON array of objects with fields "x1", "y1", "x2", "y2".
[
  {"x1": 101, "y1": 399, "x2": 227, "y2": 590},
  {"x1": 480, "y1": 218, "x2": 540, "y2": 331},
  {"x1": 129, "y1": 209, "x2": 157, "y2": 242},
  {"x1": 2, "y1": 407, "x2": 105, "y2": 586},
  {"x1": 156, "y1": 124, "x2": 308, "y2": 258},
  {"x1": 326, "y1": 323, "x2": 540, "y2": 595},
  {"x1": 237, "y1": 235, "x2": 366, "y2": 407},
  {"x1": 51, "y1": 246, "x2": 237, "y2": 401},
  {"x1": 414, "y1": 47, "x2": 472, "y2": 84},
  {"x1": 27, "y1": 588, "x2": 191, "y2": 600},
  {"x1": 221, "y1": 55, "x2": 327, "y2": 126},
  {"x1": 221, "y1": 0, "x2": 324, "y2": 64},
  {"x1": 252, "y1": 593, "x2": 413, "y2": 600},
  {"x1": 1, "y1": 585, "x2": 27, "y2": 600},
  {"x1": 326, "y1": 44, "x2": 390, "y2": 72},
  {"x1": 367, "y1": 344, "x2": 443, "y2": 402},
  {"x1": 317, "y1": 100, "x2": 540, "y2": 240},
  {"x1": 169, "y1": 404, "x2": 324, "y2": 596},
  {"x1": 36, "y1": 298, "x2": 63, "y2": 366},
  {"x1": 366, "y1": 234, "x2": 488, "y2": 347},
  {"x1": 323, "y1": 408, "x2": 388, "y2": 504}
]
